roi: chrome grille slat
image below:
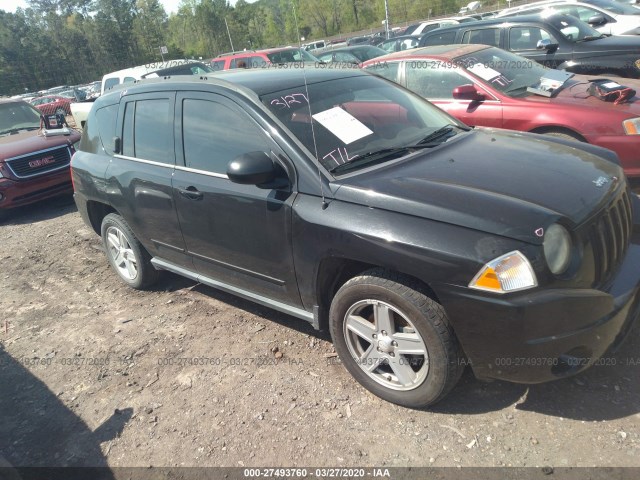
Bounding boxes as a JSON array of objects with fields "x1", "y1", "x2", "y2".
[
  {"x1": 590, "y1": 189, "x2": 633, "y2": 286},
  {"x1": 6, "y1": 146, "x2": 71, "y2": 179},
  {"x1": 604, "y1": 213, "x2": 618, "y2": 264}
]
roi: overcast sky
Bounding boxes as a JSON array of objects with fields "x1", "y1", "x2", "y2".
[{"x1": 2, "y1": 0, "x2": 252, "y2": 15}]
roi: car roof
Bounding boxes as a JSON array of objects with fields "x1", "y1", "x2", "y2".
[
  {"x1": 104, "y1": 59, "x2": 202, "y2": 78},
  {"x1": 101, "y1": 66, "x2": 368, "y2": 101},
  {"x1": 383, "y1": 35, "x2": 423, "y2": 41},
  {"x1": 318, "y1": 45, "x2": 381, "y2": 53},
  {"x1": 423, "y1": 12, "x2": 564, "y2": 32},
  {"x1": 377, "y1": 44, "x2": 489, "y2": 61},
  {"x1": 0, "y1": 97, "x2": 26, "y2": 105}
]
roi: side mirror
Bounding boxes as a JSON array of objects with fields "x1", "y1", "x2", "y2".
[
  {"x1": 587, "y1": 14, "x2": 606, "y2": 26},
  {"x1": 536, "y1": 39, "x2": 559, "y2": 51},
  {"x1": 452, "y1": 84, "x2": 485, "y2": 102},
  {"x1": 227, "y1": 151, "x2": 286, "y2": 188}
]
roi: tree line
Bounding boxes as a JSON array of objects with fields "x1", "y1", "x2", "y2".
[{"x1": 0, "y1": 0, "x2": 469, "y2": 96}]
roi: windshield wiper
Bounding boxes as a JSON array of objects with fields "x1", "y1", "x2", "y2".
[
  {"x1": 578, "y1": 35, "x2": 605, "y2": 42},
  {"x1": 330, "y1": 143, "x2": 446, "y2": 174},
  {"x1": 0, "y1": 126, "x2": 40, "y2": 136},
  {"x1": 329, "y1": 124, "x2": 470, "y2": 174},
  {"x1": 416, "y1": 124, "x2": 469, "y2": 145}
]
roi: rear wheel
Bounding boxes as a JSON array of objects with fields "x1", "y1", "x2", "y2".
[
  {"x1": 329, "y1": 269, "x2": 464, "y2": 408},
  {"x1": 101, "y1": 213, "x2": 159, "y2": 289}
]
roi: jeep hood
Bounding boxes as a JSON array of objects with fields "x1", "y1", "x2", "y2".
[
  {"x1": 0, "y1": 129, "x2": 80, "y2": 161},
  {"x1": 332, "y1": 128, "x2": 624, "y2": 244}
]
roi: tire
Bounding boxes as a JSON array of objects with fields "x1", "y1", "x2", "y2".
[
  {"x1": 542, "y1": 130, "x2": 583, "y2": 142},
  {"x1": 329, "y1": 269, "x2": 464, "y2": 408},
  {"x1": 100, "y1": 213, "x2": 159, "y2": 289}
]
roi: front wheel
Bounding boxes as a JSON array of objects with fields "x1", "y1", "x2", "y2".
[
  {"x1": 329, "y1": 269, "x2": 464, "y2": 408},
  {"x1": 101, "y1": 213, "x2": 159, "y2": 289},
  {"x1": 541, "y1": 130, "x2": 583, "y2": 142}
]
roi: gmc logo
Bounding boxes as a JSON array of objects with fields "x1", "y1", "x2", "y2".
[{"x1": 29, "y1": 156, "x2": 55, "y2": 168}]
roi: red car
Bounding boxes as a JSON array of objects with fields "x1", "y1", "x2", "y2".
[
  {"x1": 362, "y1": 44, "x2": 640, "y2": 178},
  {"x1": 210, "y1": 46, "x2": 319, "y2": 70},
  {"x1": 0, "y1": 98, "x2": 81, "y2": 215},
  {"x1": 29, "y1": 95, "x2": 73, "y2": 116}
]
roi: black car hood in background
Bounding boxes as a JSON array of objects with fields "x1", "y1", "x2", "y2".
[
  {"x1": 572, "y1": 34, "x2": 640, "y2": 57},
  {"x1": 332, "y1": 129, "x2": 623, "y2": 244}
]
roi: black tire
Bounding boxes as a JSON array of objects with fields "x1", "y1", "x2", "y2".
[
  {"x1": 329, "y1": 269, "x2": 464, "y2": 409},
  {"x1": 542, "y1": 130, "x2": 583, "y2": 142},
  {"x1": 100, "y1": 213, "x2": 159, "y2": 289}
]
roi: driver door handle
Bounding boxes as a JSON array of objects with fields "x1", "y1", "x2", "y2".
[{"x1": 177, "y1": 186, "x2": 203, "y2": 200}]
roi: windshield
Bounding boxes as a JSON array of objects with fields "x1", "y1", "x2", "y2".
[
  {"x1": 266, "y1": 48, "x2": 319, "y2": 64},
  {"x1": 351, "y1": 46, "x2": 388, "y2": 61},
  {"x1": 261, "y1": 74, "x2": 462, "y2": 172},
  {"x1": 457, "y1": 47, "x2": 552, "y2": 96},
  {"x1": 0, "y1": 101, "x2": 42, "y2": 136},
  {"x1": 583, "y1": 0, "x2": 640, "y2": 14},
  {"x1": 543, "y1": 13, "x2": 604, "y2": 40}
]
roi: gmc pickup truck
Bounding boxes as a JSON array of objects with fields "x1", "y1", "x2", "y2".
[
  {"x1": 1, "y1": 98, "x2": 81, "y2": 217},
  {"x1": 71, "y1": 67, "x2": 640, "y2": 408}
]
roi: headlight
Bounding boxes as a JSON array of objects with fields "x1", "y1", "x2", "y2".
[
  {"x1": 543, "y1": 223, "x2": 572, "y2": 275},
  {"x1": 469, "y1": 251, "x2": 537, "y2": 294},
  {"x1": 623, "y1": 117, "x2": 640, "y2": 135}
]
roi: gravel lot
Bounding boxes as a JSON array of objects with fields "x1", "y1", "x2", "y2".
[{"x1": 0, "y1": 194, "x2": 639, "y2": 472}]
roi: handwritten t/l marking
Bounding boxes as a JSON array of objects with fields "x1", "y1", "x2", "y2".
[{"x1": 323, "y1": 147, "x2": 355, "y2": 165}]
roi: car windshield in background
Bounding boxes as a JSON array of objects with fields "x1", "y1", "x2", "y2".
[
  {"x1": 266, "y1": 48, "x2": 319, "y2": 63},
  {"x1": 457, "y1": 47, "x2": 551, "y2": 96},
  {"x1": 351, "y1": 46, "x2": 388, "y2": 61},
  {"x1": 0, "y1": 102, "x2": 42, "y2": 135},
  {"x1": 543, "y1": 13, "x2": 605, "y2": 40},
  {"x1": 261, "y1": 74, "x2": 460, "y2": 172}
]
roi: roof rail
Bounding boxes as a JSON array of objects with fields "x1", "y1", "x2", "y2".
[{"x1": 216, "y1": 50, "x2": 256, "y2": 57}]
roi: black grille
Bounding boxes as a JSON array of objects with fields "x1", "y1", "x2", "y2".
[
  {"x1": 6, "y1": 146, "x2": 71, "y2": 179},
  {"x1": 589, "y1": 189, "x2": 633, "y2": 285}
]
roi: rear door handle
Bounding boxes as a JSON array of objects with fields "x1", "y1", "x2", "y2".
[{"x1": 177, "y1": 186, "x2": 203, "y2": 200}]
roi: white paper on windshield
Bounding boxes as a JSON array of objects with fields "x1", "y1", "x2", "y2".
[
  {"x1": 602, "y1": 82, "x2": 621, "y2": 89},
  {"x1": 468, "y1": 63, "x2": 501, "y2": 82},
  {"x1": 312, "y1": 107, "x2": 373, "y2": 145}
]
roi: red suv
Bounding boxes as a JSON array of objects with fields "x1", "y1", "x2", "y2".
[
  {"x1": 0, "y1": 98, "x2": 81, "y2": 216},
  {"x1": 210, "y1": 47, "x2": 319, "y2": 70}
]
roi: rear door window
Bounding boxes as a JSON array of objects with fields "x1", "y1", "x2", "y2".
[
  {"x1": 462, "y1": 28, "x2": 500, "y2": 46},
  {"x1": 423, "y1": 31, "x2": 457, "y2": 46},
  {"x1": 121, "y1": 95, "x2": 175, "y2": 164}
]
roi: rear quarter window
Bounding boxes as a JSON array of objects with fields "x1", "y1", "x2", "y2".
[
  {"x1": 79, "y1": 103, "x2": 119, "y2": 154},
  {"x1": 103, "y1": 78, "x2": 119, "y2": 91}
]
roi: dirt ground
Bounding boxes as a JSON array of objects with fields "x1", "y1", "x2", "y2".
[{"x1": 0, "y1": 194, "x2": 639, "y2": 472}]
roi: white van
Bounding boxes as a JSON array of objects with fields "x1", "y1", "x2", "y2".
[
  {"x1": 71, "y1": 60, "x2": 212, "y2": 128},
  {"x1": 100, "y1": 59, "x2": 212, "y2": 95}
]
